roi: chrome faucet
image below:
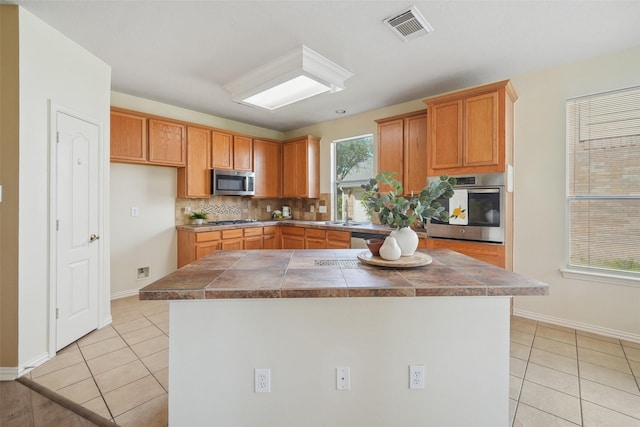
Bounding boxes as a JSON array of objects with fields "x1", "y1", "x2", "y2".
[{"x1": 344, "y1": 197, "x2": 352, "y2": 225}]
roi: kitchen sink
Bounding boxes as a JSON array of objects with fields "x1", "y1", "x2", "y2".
[{"x1": 324, "y1": 221, "x2": 368, "y2": 227}]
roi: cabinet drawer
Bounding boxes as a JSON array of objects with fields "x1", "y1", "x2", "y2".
[
  {"x1": 244, "y1": 227, "x2": 263, "y2": 237},
  {"x1": 305, "y1": 228, "x2": 326, "y2": 239},
  {"x1": 222, "y1": 229, "x2": 244, "y2": 239},
  {"x1": 327, "y1": 230, "x2": 351, "y2": 242},
  {"x1": 281, "y1": 226, "x2": 305, "y2": 236},
  {"x1": 263, "y1": 226, "x2": 277, "y2": 235},
  {"x1": 195, "y1": 231, "x2": 221, "y2": 242}
]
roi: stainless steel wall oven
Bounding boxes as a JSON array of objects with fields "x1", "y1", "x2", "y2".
[{"x1": 427, "y1": 173, "x2": 505, "y2": 244}]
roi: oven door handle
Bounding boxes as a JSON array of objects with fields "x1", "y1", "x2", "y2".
[{"x1": 465, "y1": 188, "x2": 501, "y2": 194}]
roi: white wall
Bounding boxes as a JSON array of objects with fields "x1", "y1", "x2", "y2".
[
  {"x1": 170, "y1": 297, "x2": 510, "y2": 427},
  {"x1": 109, "y1": 163, "x2": 177, "y2": 298},
  {"x1": 510, "y1": 45, "x2": 640, "y2": 339},
  {"x1": 18, "y1": 8, "x2": 111, "y2": 367}
]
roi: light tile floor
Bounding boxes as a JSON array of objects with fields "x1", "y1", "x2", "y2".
[{"x1": 27, "y1": 296, "x2": 640, "y2": 426}]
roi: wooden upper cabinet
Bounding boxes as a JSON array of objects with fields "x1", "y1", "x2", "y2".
[
  {"x1": 424, "y1": 80, "x2": 517, "y2": 176},
  {"x1": 253, "y1": 138, "x2": 281, "y2": 198},
  {"x1": 110, "y1": 109, "x2": 148, "y2": 164},
  {"x1": 282, "y1": 135, "x2": 320, "y2": 198},
  {"x1": 465, "y1": 91, "x2": 499, "y2": 167},
  {"x1": 376, "y1": 111, "x2": 428, "y2": 195},
  {"x1": 211, "y1": 130, "x2": 233, "y2": 169},
  {"x1": 377, "y1": 118, "x2": 404, "y2": 192},
  {"x1": 404, "y1": 113, "x2": 429, "y2": 194},
  {"x1": 429, "y1": 100, "x2": 463, "y2": 170},
  {"x1": 211, "y1": 131, "x2": 253, "y2": 171},
  {"x1": 177, "y1": 126, "x2": 211, "y2": 198},
  {"x1": 148, "y1": 119, "x2": 186, "y2": 166},
  {"x1": 233, "y1": 135, "x2": 253, "y2": 171}
]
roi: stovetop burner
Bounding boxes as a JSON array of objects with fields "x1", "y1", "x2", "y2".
[{"x1": 207, "y1": 219, "x2": 257, "y2": 226}]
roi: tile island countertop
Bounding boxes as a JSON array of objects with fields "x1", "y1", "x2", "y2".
[{"x1": 139, "y1": 249, "x2": 549, "y2": 300}]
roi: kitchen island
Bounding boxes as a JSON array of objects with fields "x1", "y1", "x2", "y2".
[{"x1": 140, "y1": 249, "x2": 548, "y2": 427}]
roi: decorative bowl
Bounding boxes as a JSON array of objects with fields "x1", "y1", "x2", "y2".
[{"x1": 365, "y1": 238, "x2": 385, "y2": 256}]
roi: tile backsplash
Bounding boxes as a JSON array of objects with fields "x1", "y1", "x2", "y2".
[{"x1": 176, "y1": 194, "x2": 332, "y2": 225}]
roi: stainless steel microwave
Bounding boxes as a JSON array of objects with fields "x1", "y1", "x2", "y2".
[{"x1": 211, "y1": 169, "x2": 255, "y2": 196}]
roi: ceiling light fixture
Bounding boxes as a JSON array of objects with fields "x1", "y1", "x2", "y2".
[{"x1": 224, "y1": 45, "x2": 353, "y2": 111}]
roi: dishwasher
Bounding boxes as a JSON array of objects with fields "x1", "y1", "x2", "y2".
[{"x1": 350, "y1": 231, "x2": 387, "y2": 249}]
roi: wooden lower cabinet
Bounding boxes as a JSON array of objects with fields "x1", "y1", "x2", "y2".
[
  {"x1": 425, "y1": 238, "x2": 505, "y2": 268},
  {"x1": 263, "y1": 226, "x2": 279, "y2": 249},
  {"x1": 178, "y1": 230, "x2": 221, "y2": 268},
  {"x1": 326, "y1": 230, "x2": 351, "y2": 249},
  {"x1": 305, "y1": 228, "x2": 326, "y2": 249},
  {"x1": 281, "y1": 226, "x2": 305, "y2": 249},
  {"x1": 221, "y1": 229, "x2": 243, "y2": 250},
  {"x1": 179, "y1": 226, "x2": 357, "y2": 267},
  {"x1": 244, "y1": 227, "x2": 263, "y2": 250}
]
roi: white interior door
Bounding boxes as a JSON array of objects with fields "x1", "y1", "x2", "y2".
[{"x1": 55, "y1": 111, "x2": 101, "y2": 350}]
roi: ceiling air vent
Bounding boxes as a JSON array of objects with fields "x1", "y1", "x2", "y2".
[{"x1": 383, "y1": 6, "x2": 433, "y2": 42}]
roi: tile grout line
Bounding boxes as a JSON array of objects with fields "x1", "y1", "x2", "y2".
[
  {"x1": 75, "y1": 303, "x2": 169, "y2": 423},
  {"x1": 620, "y1": 344, "x2": 640, "y2": 395},
  {"x1": 102, "y1": 308, "x2": 168, "y2": 422},
  {"x1": 575, "y1": 327, "x2": 584, "y2": 427},
  {"x1": 76, "y1": 339, "x2": 116, "y2": 423},
  {"x1": 514, "y1": 321, "x2": 587, "y2": 426},
  {"x1": 510, "y1": 319, "x2": 537, "y2": 427}
]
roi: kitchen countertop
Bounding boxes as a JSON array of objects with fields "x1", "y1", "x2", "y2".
[
  {"x1": 139, "y1": 248, "x2": 548, "y2": 300},
  {"x1": 176, "y1": 219, "x2": 399, "y2": 235}
]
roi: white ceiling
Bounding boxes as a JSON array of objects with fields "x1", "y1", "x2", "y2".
[{"x1": 12, "y1": 0, "x2": 640, "y2": 132}]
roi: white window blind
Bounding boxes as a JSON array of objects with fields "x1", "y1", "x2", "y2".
[{"x1": 566, "y1": 86, "x2": 640, "y2": 276}]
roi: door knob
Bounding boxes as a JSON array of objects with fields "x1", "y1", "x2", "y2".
[{"x1": 90, "y1": 234, "x2": 100, "y2": 242}]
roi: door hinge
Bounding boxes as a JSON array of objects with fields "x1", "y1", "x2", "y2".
[
  {"x1": 56, "y1": 308, "x2": 59, "y2": 319},
  {"x1": 56, "y1": 132, "x2": 60, "y2": 143},
  {"x1": 56, "y1": 220, "x2": 59, "y2": 231}
]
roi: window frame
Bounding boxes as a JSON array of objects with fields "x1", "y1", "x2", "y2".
[
  {"x1": 563, "y1": 85, "x2": 640, "y2": 287},
  {"x1": 332, "y1": 134, "x2": 374, "y2": 222}
]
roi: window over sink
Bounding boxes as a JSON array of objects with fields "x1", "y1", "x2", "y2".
[
  {"x1": 565, "y1": 85, "x2": 640, "y2": 283},
  {"x1": 333, "y1": 134, "x2": 374, "y2": 223}
]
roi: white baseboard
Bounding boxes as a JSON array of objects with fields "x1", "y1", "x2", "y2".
[
  {"x1": 513, "y1": 309, "x2": 640, "y2": 344},
  {"x1": 111, "y1": 288, "x2": 141, "y2": 300},
  {"x1": 100, "y1": 315, "x2": 113, "y2": 328},
  {"x1": 1, "y1": 352, "x2": 51, "y2": 381},
  {"x1": 0, "y1": 367, "x2": 20, "y2": 381}
]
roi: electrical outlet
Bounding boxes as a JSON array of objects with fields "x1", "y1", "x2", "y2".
[
  {"x1": 336, "y1": 367, "x2": 350, "y2": 390},
  {"x1": 310, "y1": 205, "x2": 315, "y2": 213},
  {"x1": 254, "y1": 368, "x2": 271, "y2": 393},
  {"x1": 318, "y1": 205, "x2": 327, "y2": 213},
  {"x1": 131, "y1": 207, "x2": 139, "y2": 217},
  {"x1": 184, "y1": 206, "x2": 191, "y2": 214},
  {"x1": 409, "y1": 365, "x2": 425, "y2": 389},
  {"x1": 267, "y1": 205, "x2": 271, "y2": 212}
]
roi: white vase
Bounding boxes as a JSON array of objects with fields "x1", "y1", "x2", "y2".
[
  {"x1": 390, "y1": 227, "x2": 419, "y2": 256},
  {"x1": 379, "y1": 237, "x2": 402, "y2": 261}
]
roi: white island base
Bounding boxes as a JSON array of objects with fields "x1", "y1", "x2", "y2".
[{"x1": 169, "y1": 296, "x2": 511, "y2": 427}]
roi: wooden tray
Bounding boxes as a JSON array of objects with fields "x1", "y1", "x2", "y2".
[{"x1": 357, "y1": 251, "x2": 432, "y2": 268}]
